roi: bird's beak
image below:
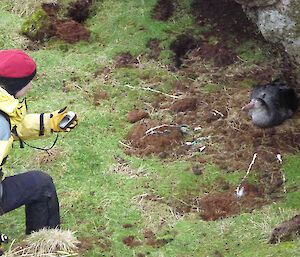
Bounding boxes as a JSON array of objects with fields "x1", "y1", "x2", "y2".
[{"x1": 242, "y1": 101, "x2": 254, "y2": 111}]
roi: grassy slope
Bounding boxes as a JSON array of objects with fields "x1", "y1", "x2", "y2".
[{"x1": 0, "y1": 0, "x2": 299, "y2": 256}]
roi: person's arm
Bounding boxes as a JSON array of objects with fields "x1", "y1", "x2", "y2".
[
  {"x1": 12, "y1": 106, "x2": 78, "y2": 141},
  {"x1": 12, "y1": 113, "x2": 53, "y2": 141},
  {"x1": 0, "y1": 114, "x2": 13, "y2": 180}
]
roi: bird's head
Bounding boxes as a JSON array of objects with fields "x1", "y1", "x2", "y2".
[{"x1": 242, "y1": 98, "x2": 268, "y2": 112}]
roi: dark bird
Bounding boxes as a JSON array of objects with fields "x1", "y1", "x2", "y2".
[{"x1": 242, "y1": 79, "x2": 299, "y2": 128}]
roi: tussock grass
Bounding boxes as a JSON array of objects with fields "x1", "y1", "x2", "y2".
[
  {"x1": 27, "y1": 228, "x2": 79, "y2": 254},
  {"x1": 4, "y1": 228, "x2": 79, "y2": 257}
]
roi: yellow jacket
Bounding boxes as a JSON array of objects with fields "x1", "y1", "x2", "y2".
[{"x1": 0, "y1": 88, "x2": 53, "y2": 180}]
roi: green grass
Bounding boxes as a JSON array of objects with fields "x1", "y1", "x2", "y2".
[{"x1": 0, "y1": 1, "x2": 299, "y2": 256}]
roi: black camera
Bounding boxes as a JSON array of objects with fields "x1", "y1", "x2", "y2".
[{"x1": 59, "y1": 111, "x2": 77, "y2": 129}]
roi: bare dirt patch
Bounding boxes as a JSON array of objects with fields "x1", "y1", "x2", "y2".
[
  {"x1": 125, "y1": 121, "x2": 184, "y2": 156},
  {"x1": 152, "y1": 0, "x2": 176, "y2": 21},
  {"x1": 93, "y1": 91, "x2": 110, "y2": 106},
  {"x1": 199, "y1": 182, "x2": 265, "y2": 221},
  {"x1": 147, "y1": 38, "x2": 162, "y2": 60},
  {"x1": 42, "y1": 2, "x2": 90, "y2": 43},
  {"x1": 78, "y1": 235, "x2": 111, "y2": 253},
  {"x1": 144, "y1": 230, "x2": 174, "y2": 248},
  {"x1": 122, "y1": 235, "x2": 143, "y2": 247},
  {"x1": 170, "y1": 34, "x2": 197, "y2": 68},
  {"x1": 269, "y1": 215, "x2": 300, "y2": 244},
  {"x1": 67, "y1": 0, "x2": 92, "y2": 23},
  {"x1": 24, "y1": 2, "x2": 91, "y2": 43},
  {"x1": 114, "y1": 53, "x2": 138, "y2": 68},
  {"x1": 52, "y1": 19, "x2": 90, "y2": 43},
  {"x1": 127, "y1": 109, "x2": 149, "y2": 123},
  {"x1": 194, "y1": 43, "x2": 237, "y2": 67},
  {"x1": 191, "y1": 0, "x2": 261, "y2": 42},
  {"x1": 170, "y1": 97, "x2": 198, "y2": 112},
  {"x1": 122, "y1": 230, "x2": 175, "y2": 249}
]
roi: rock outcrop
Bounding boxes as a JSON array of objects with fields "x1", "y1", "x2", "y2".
[{"x1": 235, "y1": 0, "x2": 300, "y2": 81}]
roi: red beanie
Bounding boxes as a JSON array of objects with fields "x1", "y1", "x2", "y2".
[{"x1": 0, "y1": 49, "x2": 36, "y2": 96}]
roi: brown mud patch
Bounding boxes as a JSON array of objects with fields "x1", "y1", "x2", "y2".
[
  {"x1": 52, "y1": 19, "x2": 90, "y2": 43},
  {"x1": 144, "y1": 230, "x2": 174, "y2": 248},
  {"x1": 122, "y1": 230, "x2": 175, "y2": 248},
  {"x1": 191, "y1": 0, "x2": 261, "y2": 42},
  {"x1": 152, "y1": 0, "x2": 176, "y2": 21},
  {"x1": 124, "y1": 121, "x2": 184, "y2": 156},
  {"x1": 199, "y1": 182, "x2": 265, "y2": 221},
  {"x1": 122, "y1": 235, "x2": 143, "y2": 247},
  {"x1": 170, "y1": 34, "x2": 197, "y2": 68},
  {"x1": 127, "y1": 109, "x2": 149, "y2": 123},
  {"x1": 193, "y1": 43, "x2": 237, "y2": 67},
  {"x1": 138, "y1": 179, "x2": 272, "y2": 221},
  {"x1": 114, "y1": 53, "x2": 138, "y2": 68},
  {"x1": 25, "y1": 2, "x2": 91, "y2": 43},
  {"x1": 67, "y1": 0, "x2": 92, "y2": 23},
  {"x1": 78, "y1": 235, "x2": 111, "y2": 253},
  {"x1": 147, "y1": 38, "x2": 162, "y2": 60},
  {"x1": 170, "y1": 97, "x2": 198, "y2": 112},
  {"x1": 164, "y1": 0, "x2": 267, "y2": 70},
  {"x1": 269, "y1": 215, "x2": 300, "y2": 244},
  {"x1": 93, "y1": 91, "x2": 110, "y2": 105}
]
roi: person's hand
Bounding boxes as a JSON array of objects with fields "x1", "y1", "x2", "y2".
[{"x1": 50, "y1": 106, "x2": 79, "y2": 132}]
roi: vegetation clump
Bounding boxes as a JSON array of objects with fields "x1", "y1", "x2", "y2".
[{"x1": 21, "y1": 8, "x2": 53, "y2": 42}]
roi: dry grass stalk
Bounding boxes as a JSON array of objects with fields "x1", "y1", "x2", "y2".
[
  {"x1": 7, "y1": 0, "x2": 46, "y2": 16},
  {"x1": 5, "y1": 229, "x2": 79, "y2": 257}
]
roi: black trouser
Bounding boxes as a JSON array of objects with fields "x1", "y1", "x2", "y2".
[{"x1": 0, "y1": 170, "x2": 60, "y2": 234}]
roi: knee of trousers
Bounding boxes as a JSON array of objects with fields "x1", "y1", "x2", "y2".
[{"x1": 26, "y1": 170, "x2": 55, "y2": 191}]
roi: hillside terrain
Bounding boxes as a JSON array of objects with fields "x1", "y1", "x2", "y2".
[{"x1": 0, "y1": 0, "x2": 299, "y2": 256}]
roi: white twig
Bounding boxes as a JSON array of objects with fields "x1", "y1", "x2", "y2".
[
  {"x1": 277, "y1": 153, "x2": 286, "y2": 193},
  {"x1": 212, "y1": 109, "x2": 224, "y2": 117},
  {"x1": 277, "y1": 154, "x2": 283, "y2": 164},
  {"x1": 119, "y1": 141, "x2": 133, "y2": 148},
  {"x1": 236, "y1": 153, "x2": 258, "y2": 198},
  {"x1": 145, "y1": 124, "x2": 178, "y2": 135},
  {"x1": 124, "y1": 84, "x2": 179, "y2": 99},
  {"x1": 199, "y1": 146, "x2": 206, "y2": 152}
]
